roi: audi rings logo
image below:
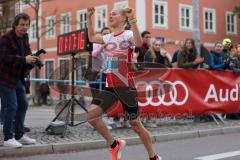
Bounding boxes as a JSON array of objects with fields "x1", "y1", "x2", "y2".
[{"x1": 136, "y1": 81, "x2": 189, "y2": 107}]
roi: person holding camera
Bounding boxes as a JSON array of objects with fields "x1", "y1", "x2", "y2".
[{"x1": 0, "y1": 13, "x2": 37, "y2": 147}]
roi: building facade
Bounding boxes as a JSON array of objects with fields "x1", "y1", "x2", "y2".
[
  {"x1": 18, "y1": 0, "x2": 240, "y2": 96},
  {"x1": 0, "y1": 0, "x2": 20, "y2": 36}
]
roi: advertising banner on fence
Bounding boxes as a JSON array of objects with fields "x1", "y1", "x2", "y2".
[{"x1": 107, "y1": 69, "x2": 240, "y2": 117}]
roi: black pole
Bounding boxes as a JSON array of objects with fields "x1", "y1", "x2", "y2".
[{"x1": 71, "y1": 53, "x2": 75, "y2": 126}]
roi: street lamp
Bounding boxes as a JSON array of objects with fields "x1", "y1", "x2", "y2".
[{"x1": 192, "y1": 0, "x2": 200, "y2": 57}]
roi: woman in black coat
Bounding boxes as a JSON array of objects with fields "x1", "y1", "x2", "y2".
[{"x1": 144, "y1": 39, "x2": 172, "y2": 68}]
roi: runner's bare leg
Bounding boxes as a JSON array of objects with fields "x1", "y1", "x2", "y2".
[
  {"x1": 129, "y1": 119, "x2": 155, "y2": 158},
  {"x1": 87, "y1": 104, "x2": 115, "y2": 145}
]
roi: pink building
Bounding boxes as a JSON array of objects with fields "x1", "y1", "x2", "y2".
[{"x1": 18, "y1": 0, "x2": 240, "y2": 96}]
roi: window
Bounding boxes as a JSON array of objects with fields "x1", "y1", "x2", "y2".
[
  {"x1": 29, "y1": 21, "x2": 37, "y2": 41},
  {"x1": 152, "y1": 0, "x2": 168, "y2": 29},
  {"x1": 179, "y1": 4, "x2": 193, "y2": 31},
  {"x1": 114, "y1": 1, "x2": 128, "y2": 10},
  {"x1": 15, "y1": 2, "x2": 21, "y2": 15},
  {"x1": 75, "y1": 58, "x2": 86, "y2": 81},
  {"x1": 59, "y1": 59, "x2": 70, "y2": 80},
  {"x1": 203, "y1": 8, "x2": 216, "y2": 33},
  {"x1": 46, "y1": 16, "x2": 55, "y2": 39},
  {"x1": 226, "y1": 12, "x2": 237, "y2": 35},
  {"x1": 44, "y1": 60, "x2": 54, "y2": 84},
  {"x1": 61, "y1": 12, "x2": 71, "y2": 34},
  {"x1": 0, "y1": 4, "x2": 3, "y2": 16},
  {"x1": 77, "y1": 9, "x2": 87, "y2": 30},
  {"x1": 22, "y1": 0, "x2": 37, "y2": 8},
  {"x1": 95, "y1": 5, "x2": 107, "y2": 32}
]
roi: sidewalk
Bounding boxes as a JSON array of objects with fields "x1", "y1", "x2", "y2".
[{"x1": 1, "y1": 105, "x2": 240, "y2": 158}]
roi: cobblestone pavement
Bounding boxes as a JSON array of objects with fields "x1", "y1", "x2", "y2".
[{"x1": 0, "y1": 106, "x2": 240, "y2": 147}]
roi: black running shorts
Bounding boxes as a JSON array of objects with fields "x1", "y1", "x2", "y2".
[{"x1": 91, "y1": 87, "x2": 139, "y2": 120}]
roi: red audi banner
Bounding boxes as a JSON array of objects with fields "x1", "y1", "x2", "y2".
[{"x1": 107, "y1": 69, "x2": 240, "y2": 117}]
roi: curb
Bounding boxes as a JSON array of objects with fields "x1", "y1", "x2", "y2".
[{"x1": 1, "y1": 126, "x2": 240, "y2": 158}]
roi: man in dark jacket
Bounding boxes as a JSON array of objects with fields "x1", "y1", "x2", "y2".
[
  {"x1": 0, "y1": 13, "x2": 38, "y2": 147},
  {"x1": 210, "y1": 42, "x2": 225, "y2": 70},
  {"x1": 135, "y1": 30, "x2": 151, "y2": 62}
]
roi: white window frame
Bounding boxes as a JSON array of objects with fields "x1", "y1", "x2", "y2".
[
  {"x1": 179, "y1": 4, "x2": 193, "y2": 31},
  {"x1": 44, "y1": 59, "x2": 55, "y2": 79},
  {"x1": 15, "y1": 2, "x2": 21, "y2": 15},
  {"x1": 203, "y1": 8, "x2": 216, "y2": 34},
  {"x1": 58, "y1": 58, "x2": 71, "y2": 80},
  {"x1": 0, "y1": 4, "x2": 3, "y2": 16},
  {"x1": 29, "y1": 20, "x2": 37, "y2": 42},
  {"x1": 45, "y1": 16, "x2": 56, "y2": 39},
  {"x1": 77, "y1": 9, "x2": 87, "y2": 30},
  {"x1": 95, "y1": 5, "x2": 107, "y2": 32},
  {"x1": 22, "y1": 0, "x2": 38, "y2": 9},
  {"x1": 60, "y1": 12, "x2": 71, "y2": 34},
  {"x1": 152, "y1": 0, "x2": 168, "y2": 29},
  {"x1": 226, "y1": 11, "x2": 237, "y2": 35},
  {"x1": 114, "y1": 1, "x2": 128, "y2": 10},
  {"x1": 74, "y1": 58, "x2": 87, "y2": 83}
]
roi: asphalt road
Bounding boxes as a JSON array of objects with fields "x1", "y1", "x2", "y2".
[{"x1": 2, "y1": 133, "x2": 240, "y2": 160}]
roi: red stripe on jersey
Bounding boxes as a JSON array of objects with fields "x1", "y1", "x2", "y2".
[{"x1": 113, "y1": 31, "x2": 125, "y2": 37}]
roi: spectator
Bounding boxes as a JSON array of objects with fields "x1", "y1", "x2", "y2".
[
  {"x1": 210, "y1": 42, "x2": 225, "y2": 70},
  {"x1": 39, "y1": 82, "x2": 50, "y2": 105},
  {"x1": 200, "y1": 44, "x2": 211, "y2": 69},
  {"x1": 229, "y1": 44, "x2": 240, "y2": 73},
  {"x1": 144, "y1": 39, "x2": 172, "y2": 68},
  {"x1": 135, "y1": 30, "x2": 151, "y2": 62},
  {"x1": 171, "y1": 50, "x2": 179, "y2": 64},
  {"x1": 222, "y1": 38, "x2": 232, "y2": 69},
  {"x1": 177, "y1": 38, "x2": 204, "y2": 69},
  {"x1": 226, "y1": 44, "x2": 240, "y2": 120},
  {"x1": 0, "y1": 13, "x2": 37, "y2": 147},
  {"x1": 222, "y1": 38, "x2": 232, "y2": 54},
  {"x1": 238, "y1": 43, "x2": 240, "y2": 53}
]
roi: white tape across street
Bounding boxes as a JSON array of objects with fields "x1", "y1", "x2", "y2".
[{"x1": 194, "y1": 150, "x2": 240, "y2": 160}]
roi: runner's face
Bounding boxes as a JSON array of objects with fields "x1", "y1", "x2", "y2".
[{"x1": 109, "y1": 10, "x2": 126, "y2": 28}]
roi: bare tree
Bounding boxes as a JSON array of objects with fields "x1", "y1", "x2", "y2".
[
  {"x1": 233, "y1": 5, "x2": 240, "y2": 18},
  {"x1": 21, "y1": 0, "x2": 77, "y2": 50},
  {"x1": 21, "y1": 0, "x2": 42, "y2": 50},
  {"x1": 19, "y1": 0, "x2": 43, "y2": 99},
  {"x1": 0, "y1": 0, "x2": 17, "y2": 35}
]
